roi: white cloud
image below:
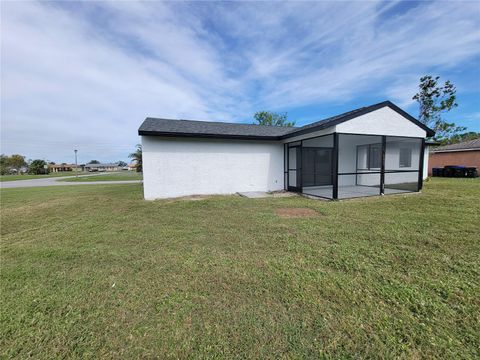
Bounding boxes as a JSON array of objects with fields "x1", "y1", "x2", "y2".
[
  {"x1": 1, "y1": 1, "x2": 479, "y2": 162},
  {"x1": 1, "y1": 1, "x2": 231, "y2": 162}
]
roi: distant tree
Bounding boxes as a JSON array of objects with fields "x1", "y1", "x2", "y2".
[
  {"x1": 88, "y1": 160, "x2": 100, "y2": 164},
  {"x1": 0, "y1": 155, "x2": 8, "y2": 175},
  {"x1": 117, "y1": 161, "x2": 127, "y2": 167},
  {"x1": 412, "y1": 75, "x2": 464, "y2": 140},
  {"x1": 128, "y1": 144, "x2": 142, "y2": 172},
  {"x1": 439, "y1": 131, "x2": 480, "y2": 145},
  {"x1": 28, "y1": 159, "x2": 49, "y2": 175},
  {"x1": 8, "y1": 154, "x2": 27, "y2": 169},
  {"x1": 253, "y1": 111, "x2": 295, "y2": 127},
  {"x1": 0, "y1": 154, "x2": 27, "y2": 175}
]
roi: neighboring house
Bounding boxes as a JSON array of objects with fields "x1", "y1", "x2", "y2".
[
  {"x1": 139, "y1": 101, "x2": 434, "y2": 200},
  {"x1": 49, "y1": 164, "x2": 74, "y2": 172},
  {"x1": 429, "y1": 138, "x2": 480, "y2": 175},
  {"x1": 128, "y1": 163, "x2": 137, "y2": 171},
  {"x1": 84, "y1": 163, "x2": 121, "y2": 172}
]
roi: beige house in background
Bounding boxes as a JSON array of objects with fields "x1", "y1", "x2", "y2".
[
  {"x1": 49, "y1": 164, "x2": 75, "y2": 172},
  {"x1": 84, "y1": 163, "x2": 121, "y2": 172}
]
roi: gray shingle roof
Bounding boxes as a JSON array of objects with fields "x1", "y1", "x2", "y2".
[
  {"x1": 139, "y1": 118, "x2": 294, "y2": 140},
  {"x1": 432, "y1": 138, "x2": 480, "y2": 152},
  {"x1": 138, "y1": 101, "x2": 435, "y2": 140}
]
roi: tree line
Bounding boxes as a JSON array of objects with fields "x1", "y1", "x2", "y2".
[{"x1": 0, "y1": 151, "x2": 143, "y2": 175}]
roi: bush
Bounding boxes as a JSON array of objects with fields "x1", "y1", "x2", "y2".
[{"x1": 28, "y1": 160, "x2": 49, "y2": 175}]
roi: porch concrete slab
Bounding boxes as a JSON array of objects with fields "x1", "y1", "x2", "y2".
[
  {"x1": 237, "y1": 191, "x2": 270, "y2": 198},
  {"x1": 271, "y1": 191, "x2": 297, "y2": 198}
]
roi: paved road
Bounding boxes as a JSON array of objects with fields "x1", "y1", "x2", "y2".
[{"x1": 0, "y1": 173, "x2": 142, "y2": 189}]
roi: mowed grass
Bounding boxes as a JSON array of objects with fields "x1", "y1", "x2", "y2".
[
  {"x1": 1, "y1": 178, "x2": 479, "y2": 359},
  {"x1": 60, "y1": 172, "x2": 142, "y2": 182},
  {"x1": 0, "y1": 172, "x2": 80, "y2": 182}
]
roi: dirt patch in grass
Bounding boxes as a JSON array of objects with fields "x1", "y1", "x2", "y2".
[
  {"x1": 180, "y1": 195, "x2": 210, "y2": 201},
  {"x1": 163, "y1": 194, "x2": 213, "y2": 203},
  {"x1": 276, "y1": 207, "x2": 318, "y2": 218}
]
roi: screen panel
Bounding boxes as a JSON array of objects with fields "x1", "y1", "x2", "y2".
[
  {"x1": 287, "y1": 145, "x2": 301, "y2": 190},
  {"x1": 301, "y1": 134, "x2": 334, "y2": 199},
  {"x1": 384, "y1": 137, "x2": 421, "y2": 194},
  {"x1": 338, "y1": 134, "x2": 383, "y2": 174},
  {"x1": 338, "y1": 173, "x2": 381, "y2": 199},
  {"x1": 384, "y1": 172, "x2": 419, "y2": 193},
  {"x1": 302, "y1": 148, "x2": 332, "y2": 187},
  {"x1": 385, "y1": 137, "x2": 421, "y2": 172}
]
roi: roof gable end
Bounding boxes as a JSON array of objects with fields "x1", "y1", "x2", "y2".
[{"x1": 282, "y1": 101, "x2": 435, "y2": 139}]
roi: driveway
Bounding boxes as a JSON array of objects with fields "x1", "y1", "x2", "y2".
[{"x1": 0, "y1": 173, "x2": 142, "y2": 189}]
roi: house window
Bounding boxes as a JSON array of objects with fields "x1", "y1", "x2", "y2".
[
  {"x1": 368, "y1": 144, "x2": 382, "y2": 169},
  {"x1": 357, "y1": 143, "x2": 382, "y2": 170},
  {"x1": 399, "y1": 147, "x2": 412, "y2": 167}
]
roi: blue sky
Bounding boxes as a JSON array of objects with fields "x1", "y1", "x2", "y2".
[{"x1": 1, "y1": 1, "x2": 479, "y2": 163}]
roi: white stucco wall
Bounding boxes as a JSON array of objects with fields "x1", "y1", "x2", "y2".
[
  {"x1": 335, "y1": 107, "x2": 427, "y2": 138},
  {"x1": 142, "y1": 136, "x2": 284, "y2": 200}
]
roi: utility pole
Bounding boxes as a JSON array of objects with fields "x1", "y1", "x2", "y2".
[{"x1": 74, "y1": 149, "x2": 78, "y2": 178}]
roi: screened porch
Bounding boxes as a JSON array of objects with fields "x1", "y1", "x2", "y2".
[{"x1": 284, "y1": 133, "x2": 425, "y2": 200}]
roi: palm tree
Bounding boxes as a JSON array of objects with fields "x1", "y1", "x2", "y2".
[{"x1": 129, "y1": 144, "x2": 142, "y2": 172}]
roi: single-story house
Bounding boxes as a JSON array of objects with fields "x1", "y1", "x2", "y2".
[
  {"x1": 429, "y1": 138, "x2": 480, "y2": 175},
  {"x1": 84, "y1": 163, "x2": 121, "y2": 172},
  {"x1": 49, "y1": 163, "x2": 74, "y2": 172},
  {"x1": 139, "y1": 101, "x2": 435, "y2": 200}
]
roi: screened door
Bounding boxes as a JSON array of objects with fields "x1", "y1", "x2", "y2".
[
  {"x1": 302, "y1": 148, "x2": 333, "y2": 187},
  {"x1": 287, "y1": 145, "x2": 301, "y2": 191}
]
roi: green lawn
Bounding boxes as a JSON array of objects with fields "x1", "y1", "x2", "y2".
[
  {"x1": 60, "y1": 172, "x2": 143, "y2": 182},
  {"x1": 1, "y1": 178, "x2": 479, "y2": 358},
  {"x1": 0, "y1": 172, "x2": 80, "y2": 181}
]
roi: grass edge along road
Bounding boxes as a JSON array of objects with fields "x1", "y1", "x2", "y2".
[
  {"x1": 0, "y1": 172, "x2": 80, "y2": 181},
  {"x1": 1, "y1": 172, "x2": 142, "y2": 182},
  {"x1": 59, "y1": 172, "x2": 142, "y2": 182}
]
